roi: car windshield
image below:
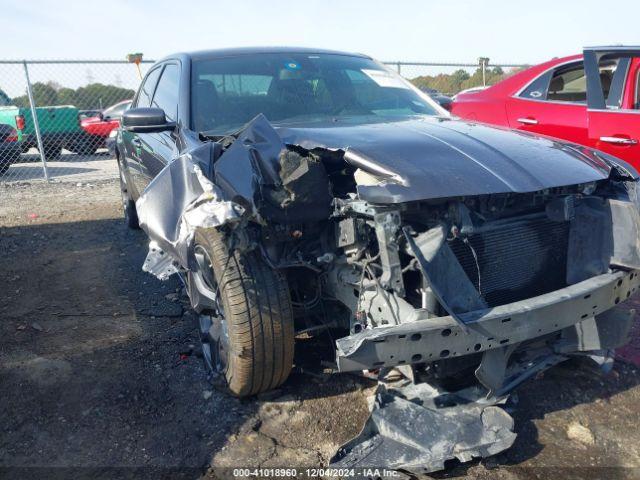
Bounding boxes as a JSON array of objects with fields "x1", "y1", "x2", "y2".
[{"x1": 191, "y1": 53, "x2": 440, "y2": 134}]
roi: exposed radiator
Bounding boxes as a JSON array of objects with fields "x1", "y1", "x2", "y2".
[{"x1": 449, "y1": 215, "x2": 570, "y2": 307}]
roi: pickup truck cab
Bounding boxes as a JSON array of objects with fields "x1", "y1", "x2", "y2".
[
  {"x1": 0, "y1": 104, "x2": 91, "y2": 158},
  {"x1": 451, "y1": 46, "x2": 640, "y2": 169}
]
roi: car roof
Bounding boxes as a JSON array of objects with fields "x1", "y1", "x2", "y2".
[
  {"x1": 584, "y1": 45, "x2": 640, "y2": 51},
  {"x1": 159, "y1": 46, "x2": 371, "y2": 63}
]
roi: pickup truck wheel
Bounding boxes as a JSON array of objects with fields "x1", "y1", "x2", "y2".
[
  {"x1": 72, "y1": 136, "x2": 100, "y2": 155},
  {"x1": 118, "y1": 163, "x2": 139, "y2": 229},
  {"x1": 0, "y1": 159, "x2": 10, "y2": 175},
  {"x1": 193, "y1": 229, "x2": 295, "y2": 397},
  {"x1": 42, "y1": 144, "x2": 62, "y2": 160}
]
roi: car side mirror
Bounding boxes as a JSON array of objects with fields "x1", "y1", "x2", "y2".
[{"x1": 122, "y1": 107, "x2": 176, "y2": 133}]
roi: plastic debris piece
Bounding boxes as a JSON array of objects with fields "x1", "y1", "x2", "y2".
[{"x1": 331, "y1": 382, "x2": 516, "y2": 473}]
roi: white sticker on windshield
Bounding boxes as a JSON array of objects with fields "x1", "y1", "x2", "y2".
[{"x1": 362, "y1": 69, "x2": 410, "y2": 89}]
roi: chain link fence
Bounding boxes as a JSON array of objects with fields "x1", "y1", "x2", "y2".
[
  {"x1": 0, "y1": 60, "x2": 153, "y2": 183},
  {"x1": 0, "y1": 59, "x2": 526, "y2": 184},
  {"x1": 382, "y1": 61, "x2": 529, "y2": 96}
]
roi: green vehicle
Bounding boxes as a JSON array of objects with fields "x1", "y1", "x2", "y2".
[{"x1": 0, "y1": 105, "x2": 91, "y2": 159}]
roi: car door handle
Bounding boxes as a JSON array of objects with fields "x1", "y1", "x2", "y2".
[
  {"x1": 517, "y1": 117, "x2": 538, "y2": 125},
  {"x1": 599, "y1": 136, "x2": 638, "y2": 145}
]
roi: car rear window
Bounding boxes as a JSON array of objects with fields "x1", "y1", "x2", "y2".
[{"x1": 191, "y1": 53, "x2": 440, "y2": 134}]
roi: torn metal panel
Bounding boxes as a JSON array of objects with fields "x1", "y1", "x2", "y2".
[
  {"x1": 136, "y1": 143, "x2": 244, "y2": 279},
  {"x1": 402, "y1": 225, "x2": 487, "y2": 330},
  {"x1": 213, "y1": 114, "x2": 332, "y2": 224},
  {"x1": 330, "y1": 382, "x2": 516, "y2": 472},
  {"x1": 213, "y1": 114, "x2": 283, "y2": 217}
]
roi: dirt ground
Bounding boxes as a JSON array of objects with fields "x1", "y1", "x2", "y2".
[{"x1": 2, "y1": 179, "x2": 640, "y2": 479}]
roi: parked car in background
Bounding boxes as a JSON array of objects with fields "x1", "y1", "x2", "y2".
[
  {"x1": 451, "y1": 46, "x2": 640, "y2": 169},
  {"x1": 419, "y1": 87, "x2": 453, "y2": 110},
  {"x1": 0, "y1": 104, "x2": 92, "y2": 158},
  {"x1": 116, "y1": 48, "x2": 640, "y2": 404},
  {"x1": 0, "y1": 124, "x2": 20, "y2": 175},
  {"x1": 451, "y1": 85, "x2": 488, "y2": 100},
  {"x1": 81, "y1": 100, "x2": 132, "y2": 154},
  {"x1": 79, "y1": 109, "x2": 102, "y2": 120}
]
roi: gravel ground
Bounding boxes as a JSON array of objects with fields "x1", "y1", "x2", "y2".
[
  {"x1": 1, "y1": 150, "x2": 118, "y2": 184},
  {"x1": 1, "y1": 179, "x2": 640, "y2": 479}
]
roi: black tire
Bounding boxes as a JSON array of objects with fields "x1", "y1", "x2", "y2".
[
  {"x1": 118, "y1": 162, "x2": 139, "y2": 229},
  {"x1": 72, "y1": 136, "x2": 100, "y2": 155},
  {"x1": 0, "y1": 159, "x2": 10, "y2": 175},
  {"x1": 194, "y1": 228, "x2": 295, "y2": 397},
  {"x1": 42, "y1": 144, "x2": 62, "y2": 160},
  {"x1": 0, "y1": 151, "x2": 19, "y2": 175}
]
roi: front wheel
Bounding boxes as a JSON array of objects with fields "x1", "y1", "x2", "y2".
[
  {"x1": 193, "y1": 229, "x2": 295, "y2": 397},
  {"x1": 118, "y1": 161, "x2": 139, "y2": 229}
]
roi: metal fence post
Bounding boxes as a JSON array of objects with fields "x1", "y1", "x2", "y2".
[
  {"x1": 22, "y1": 60, "x2": 50, "y2": 181},
  {"x1": 396, "y1": 62, "x2": 402, "y2": 75}
]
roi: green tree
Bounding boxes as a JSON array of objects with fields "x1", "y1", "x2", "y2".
[
  {"x1": 5, "y1": 82, "x2": 134, "y2": 110},
  {"x1": 410, "y1": 66, "x2": 521, "y2": 95},
  {"x1": 73, "y1": 83, "x2": 134, "y2": 109},
  {"x1": 57, "y1": 88, "x2": 76, "y2": 106}
]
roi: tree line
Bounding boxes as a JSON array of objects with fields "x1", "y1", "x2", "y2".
[
  {"x1": 410, "y1": 66, "x2": 525, "y2": 96},
  {"x1": 2, "y1": 81, "x2": 134, "y2": 110}
]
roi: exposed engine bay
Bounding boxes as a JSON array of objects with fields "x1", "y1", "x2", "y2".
[{"x1": 135, "y1": 113, "x2": 640, "y2": 471}]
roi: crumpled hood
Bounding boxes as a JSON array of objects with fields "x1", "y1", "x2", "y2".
[{"x1": 276, "y1": 116, "x2": 624, "y2": 203}]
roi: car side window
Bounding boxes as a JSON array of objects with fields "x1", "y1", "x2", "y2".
[
  {"x1": 136, "y1": 67, "x2": 162, "y2": 108},
  {"x1": 151, "y1": 64, "x2": 180, "y2": 121},
  {"x1": 519, "y1": 70, "x2": 553, "y2": 100},
  {"x1": 546, "y1": 63, "x2": 587, "y2": 103}
]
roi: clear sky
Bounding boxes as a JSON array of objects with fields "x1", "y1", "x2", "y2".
[{"x1": 3, "y1": 0, "x2": 639, "y2": 64}]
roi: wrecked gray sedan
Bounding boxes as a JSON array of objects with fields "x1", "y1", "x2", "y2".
[{"x1": 116, "y1": 48, "x2": 640, "y2": 417}]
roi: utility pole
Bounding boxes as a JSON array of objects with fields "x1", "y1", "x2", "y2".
[{"x1": 478, "y1": 57, "x2": 490, "y2": 86}]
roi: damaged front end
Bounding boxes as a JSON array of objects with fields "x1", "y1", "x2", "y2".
[{"x1": 136, "y1": 114, "x2": 640, "y2": 472}]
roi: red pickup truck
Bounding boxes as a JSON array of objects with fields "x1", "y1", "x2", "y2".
[{"x1": 451, "y1": 46, "x2": 640, "y2": 170}]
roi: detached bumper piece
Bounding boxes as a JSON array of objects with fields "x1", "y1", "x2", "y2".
[
  {"x1": 331, "y1": 382, "x2": 517, "y2": 473},
  {"x1": 336, "y1": 270, "x2": 640, "y2": 373}
]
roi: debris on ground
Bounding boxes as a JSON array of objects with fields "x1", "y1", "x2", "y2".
[
  {"x1": 331, "y1": 381, "x2": 516, "y2": 473},
  {"x1": 566, "y1": 421, "x2": 595, "y2": 446}
]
